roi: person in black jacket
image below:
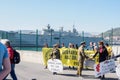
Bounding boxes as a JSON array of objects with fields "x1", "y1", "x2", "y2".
[{"x1": 93, "y1": 41, "x2": 108, "y2": 79}]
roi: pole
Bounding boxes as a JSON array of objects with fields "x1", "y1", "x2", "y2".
[
  {"x1": 102, "y1": 32, "x2": 104, "y2": 40},
  {"x1": 111, "y1": 28, "x2": 113, "y2": 46},
  {"x1": 59, "y1": 31, "x2": 61, "y2": 46},
  {"x1": 109, "y1": 33, "x2": 110, "y2": 45},
  {"x1": 50, "y1": 30, "x2": 53, "y2": 47},
  {"x1": 36, "y1": 29, "x2": 39, "y2": 51},
  {"x1": 82, "y1": 31, "x2": 84, "y2": 41},
  {"x1": 1, "y1": 32, "x2": 4, "y2": 39},
  {"x1": 6, "y1": 32, "x2": 8, "y2": 39},
  {"x1": 20, "y1": 30, "x2": 22, "y2": 50}
]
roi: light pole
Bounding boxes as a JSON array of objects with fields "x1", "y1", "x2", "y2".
[
  {"x1": 82, "y1": 31, "x2": 84, "y2": 41},
  {"x1": 111, "y1": 28, "x2": 113, "y2": 46},
  {"x1": 109, "y1": 33, "x2": 110, "y2": 45},
  {"x1": 102, "y1": 32, "x2": 104, "y2": 40},
  {"x1": 36, "y1": 29, "x2": 38, "y2": 51},
  {"x1": 20, "y1": 30, "x2": 22, "y2": 50},
  {"x1": 50, "y1": 29, "x2": 53, "y2": 47},
  {"x1": 59, "y1": 31, "x2": 61, "y2": 45}
]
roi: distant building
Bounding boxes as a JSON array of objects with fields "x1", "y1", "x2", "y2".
[{"x1": 104, "y1": 36, "x2": 120, "y2": 45}]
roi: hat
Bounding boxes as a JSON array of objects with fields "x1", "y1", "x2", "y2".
[
  {"x1": 80, "y1": 41, "x2": 86, "y2": 45},
  {"x1": 0, "y1": 39, "x2": 10, "y2": 45},
  {"x1": 53, "y1": 44, "x2": 58, "y2": 47}
]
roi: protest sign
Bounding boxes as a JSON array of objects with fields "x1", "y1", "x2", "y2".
[
  {"x1": 47, "y1": 59, "x2": 63, "y2": 73},
  {"x1": 116, "y1": 64, "x2": 120, "y2": 79},
  {"x1": 94, "y1": 59, "x2": 115, "y2": 77}
]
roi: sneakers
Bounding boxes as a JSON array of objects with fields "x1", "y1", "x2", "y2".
[
  {"x1": 44, "y1": 66, "x2": 47, "y2": 69},
  {"x1": 97, "y1": 75, "x2": 105, "y2": 79},
  {"x1": 76, "y1": 73, "x2": 82, "y2": 77},
  {"x1": 53, "y1": 72, "x2": 57, "y2": 75},
  {"x1": 101, "y1": 75, "x2": 105, "y2": 79}
]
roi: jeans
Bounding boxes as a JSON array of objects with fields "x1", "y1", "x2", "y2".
[{"x1": 10, "y1": 64, "x2": 17, "y2": 80}]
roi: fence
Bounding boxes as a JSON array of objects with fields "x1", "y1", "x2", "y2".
[
  {"x1": 0, "y1": 28, "x2": 118, "y2": 51},
  {"x1": 0, "y1": 30, "x2": 40, "y2": 51}
]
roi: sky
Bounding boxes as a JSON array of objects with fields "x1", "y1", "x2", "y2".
[{"x1": 0, "y1": 0, "x2": 120, "y2": 33}]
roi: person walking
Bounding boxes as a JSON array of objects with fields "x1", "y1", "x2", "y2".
[
  {"x1": 0, "y1": 42, "x2": 11, "y2": 80},
  {"x1": 4, "y1": 41, "x2": 18, "y2": 80},
  {"x1": 93, "y1": 41, "x2": 108, "y2": 79},
  {"x1": 77, "y1": 41, "x2": 88, "y2": 76}
]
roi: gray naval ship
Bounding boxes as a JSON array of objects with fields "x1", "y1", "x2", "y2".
[{"x1": 0, "y1": 24, "x2": 102, "y2": 47}]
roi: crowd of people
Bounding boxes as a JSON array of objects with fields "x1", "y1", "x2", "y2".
[
  {"x1": 0, "y1": 39, "x2": 113, "y2": 79},
  {"x1": 44, "y1": 41, "x2": 113, "y2": 79}
]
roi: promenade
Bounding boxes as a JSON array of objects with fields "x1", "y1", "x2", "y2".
[
  {"x1": 6, "y1": 50, "x2": 119, "y2": 80},
  {"x1": 7, "y1": 61, "x2": 119, "y2": 80}
]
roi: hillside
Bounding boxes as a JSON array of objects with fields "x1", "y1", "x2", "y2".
[{"x1": 102, "y1": 27, "x2": 120, "y2": 37}]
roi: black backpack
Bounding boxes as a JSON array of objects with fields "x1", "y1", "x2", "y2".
[{"x1": 12, "y1": 50, "x2": 21, "y2": 64}]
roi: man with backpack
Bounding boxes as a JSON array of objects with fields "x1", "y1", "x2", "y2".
[{"x1": 4, "y1": 40, "x2": 18, "y2": 80}]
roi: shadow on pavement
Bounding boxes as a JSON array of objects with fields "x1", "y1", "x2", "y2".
[
  {"x1": 63, "y1": 67, "x2": 94, "y2": 71},
  {"x1": 58, "y1": 74, "x2": 119, "y2": 80},
  {"x1": 83, "y1": 69, "x2": 94, "y2": 71},
  {"x1": 82, "y1": 75, "x2": 98, "y2": 79},
  {"x1": 82, "y1": 75, "x2": 118, "y2": 80},
  {"x1": 58, "y1": 73, "x2": 78, "y2": 77},
  {"x1": 63, "y1": 67, "x2": 77, "y2": 70},
  {"x1": 100, "y1": 78, "x2": 118, "y2": 80},
  {"x1": 32, "y1": 78, "x2": 37, "y2": 80}
]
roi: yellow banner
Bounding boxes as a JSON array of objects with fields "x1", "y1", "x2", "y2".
[
  {"x1": 60, "y1": 48, "x2": 79, "y2": 67},
  {"x1": 42, "y1": 48, "x2": 52, "y2": 66},
  {"x1": 60, "y1": 48, "x2": 69, "y2": 66},
  {"x1": 42, "y1": 48, "x2": 99, "y2": 67}
]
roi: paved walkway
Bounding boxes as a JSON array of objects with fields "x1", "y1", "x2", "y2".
[{"x1": 7, "y1": 61, "x2": 119, "y2": 80}]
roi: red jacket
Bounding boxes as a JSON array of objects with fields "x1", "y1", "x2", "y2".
[{"x1": 7, "y1": 46, "x2": 14, "y2": 63}]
